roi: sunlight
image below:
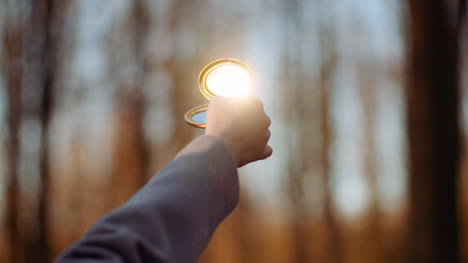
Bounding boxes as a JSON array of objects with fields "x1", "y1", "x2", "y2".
[{"x1": 205, "y1": 63, "x2": 253, "y2": 97}]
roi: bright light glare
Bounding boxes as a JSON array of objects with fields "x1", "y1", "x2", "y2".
[{"x1": 206, "y1": 64, "x2": 253, "y2": 97}]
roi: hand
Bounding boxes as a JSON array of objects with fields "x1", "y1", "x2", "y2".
[{"x1": 205, "y1": 96, "x2": 272, "y2": 167}]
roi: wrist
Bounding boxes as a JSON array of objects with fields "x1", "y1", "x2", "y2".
[{"x1": 205, "y1": 133, "x2": 240, "y2": 166}]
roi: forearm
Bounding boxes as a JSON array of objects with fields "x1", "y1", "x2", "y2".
[{"x1": 55, "y1": 135, "x2": 239, "y2": 263}]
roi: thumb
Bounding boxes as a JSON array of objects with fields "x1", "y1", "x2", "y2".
[{"x1": 260, "y1": 145, "x2": 273, "y2": 160}]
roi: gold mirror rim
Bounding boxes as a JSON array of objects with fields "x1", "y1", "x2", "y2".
[{"x1": 184, "y1": 104, "x2": 209, "y2": 129}]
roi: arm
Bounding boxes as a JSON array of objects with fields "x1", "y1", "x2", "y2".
[
  {"x1": 55, "y1": 96, "x2": 272, "y2": 263},
  {"x1": 55, "y1": 136, "x2": 238, "y2": 263}
]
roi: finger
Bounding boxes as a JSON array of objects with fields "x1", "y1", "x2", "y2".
[
  {"x1": 262, "y1": 129, "x2": 271, "y2": 144},
  {"x1": 258, "y1": 130, "x2": 271, "y2": 151},
  {"x1": 264, "y1": 115, "x2": 271, "y2": 128},
  {"x1": 252, "y1": 98, "x2": 264, "y2": 112},
  {"x1": 237, "y1": 96, "x2": 263, "y2": 111},
  {"x1": 210, "y1": 96, "x2": 230, "y2": 107},
  {"x1": 260, "y1": 145, "x2": 273, "y2": 160},
  {"x1": 212, "y1": 95, "x2": 229, "y2": 101}
]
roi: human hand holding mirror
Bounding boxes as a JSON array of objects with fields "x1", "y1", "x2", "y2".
[{"x1": 185, "y1": 58, "x2": 272, "y2": 167}]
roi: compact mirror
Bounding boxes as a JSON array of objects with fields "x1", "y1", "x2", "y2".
[
  {"x1": 185, "y1": 58, "x2": 254, "y2": 128},
  {"x1": 184, "y1": 104, "x2": 208, "y2": 128}
]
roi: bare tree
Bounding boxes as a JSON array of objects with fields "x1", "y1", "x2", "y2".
[
  {"x1": 106, "y1": 0, "x2": 151, "y2": 204},
  {"x1": 2, "y1": 2, "x2": 26, "y2": 262},
  {"x1": 24, "y1": 0, "x2": 69, "y2": 261},
  {"x1": 166, "y1": 0, "x2": 199, "y2": 153},
  {"x1": 358, "y1": 64, "x2": 384, "y2": 262},
  {"x1": 317, "y1": 29, "x2": 342, "y2": 263},
  {"x1": 280, "y1": 0, "x2": 313, "y2": 261},
  {"x1": 405, "y1": 0, "x2": 465, "y2": 262}
]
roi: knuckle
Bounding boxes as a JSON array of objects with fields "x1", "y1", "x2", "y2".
[
  {"x1": 250, "y1": 97, "x2": 264, "y2": 110},
  {"x1": 265, "y1": 115, "x2": 271, "y2": 127}
]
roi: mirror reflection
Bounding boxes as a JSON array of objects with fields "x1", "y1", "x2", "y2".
[
  {"x1": 205, "y1": 63, "x2": 252, "y2": 97},
  {"x1": 185, "y1": 104, "x2": 208, "y2": 128},
  {"x1": 192, "y1": 111, "x2": 206, "y2": 124}
]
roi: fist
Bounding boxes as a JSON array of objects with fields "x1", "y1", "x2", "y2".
[{"x1": 205, "y1": 96, "x2": 272, "y2": 167}]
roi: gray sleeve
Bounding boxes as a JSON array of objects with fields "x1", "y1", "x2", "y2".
[{"x1": 54, "y1": 135, "x2": 239, "y2": 263}]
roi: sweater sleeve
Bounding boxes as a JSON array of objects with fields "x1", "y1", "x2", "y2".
[{"x1": 54, "y1": 135, "x2": 239, "y2": 263}]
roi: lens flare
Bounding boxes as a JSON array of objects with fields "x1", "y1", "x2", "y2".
[{"x1": 205, "y1": 63, "x2": 253, "y2": 97}]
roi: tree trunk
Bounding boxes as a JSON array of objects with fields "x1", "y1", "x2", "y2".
[
  {"x1": 3, "y1": 5, "x2": 25, "y2": 262},
  {"x1": 107, "y1": 0, "x2": 150, "y2": 204},
  {"x1": 29, "y1": 1, "x2": 69, "y2": 261},
  {"x1": 406, "y1": 0, "x2": 463, "y2": 262},
  {"x1": 318, "y1": 43, "x2": 342, "y2": 263},
  {"x1": 359, "y1": 67, "x2": 383, "y2": 263}
]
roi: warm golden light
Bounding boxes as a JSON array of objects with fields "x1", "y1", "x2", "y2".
[
  {"x1": 205, "y1": 63, "x2": 253, "y2": 97},
  {"x1": 198, "y1": 59, "x2": 254, "y2": 99}
]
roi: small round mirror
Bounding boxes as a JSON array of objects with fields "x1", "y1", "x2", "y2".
[
  {"x1": 199, "y1": 58, "x2": 254, "y2": 99},
  {"x1": 184, "y1": 104, "x2": 208, "y2": 128}
]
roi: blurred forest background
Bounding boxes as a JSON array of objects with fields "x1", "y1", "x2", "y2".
[{"x1": 0, "y1": 0, "x2": 467, "y2": 262}]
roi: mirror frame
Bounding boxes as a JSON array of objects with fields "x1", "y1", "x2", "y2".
[
  {"x1": 198, "y1": 58, "x2": 254, "y2": 100},
  {"x1": 184, "y1": 104, "x2": 209, "y2": 128}
]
